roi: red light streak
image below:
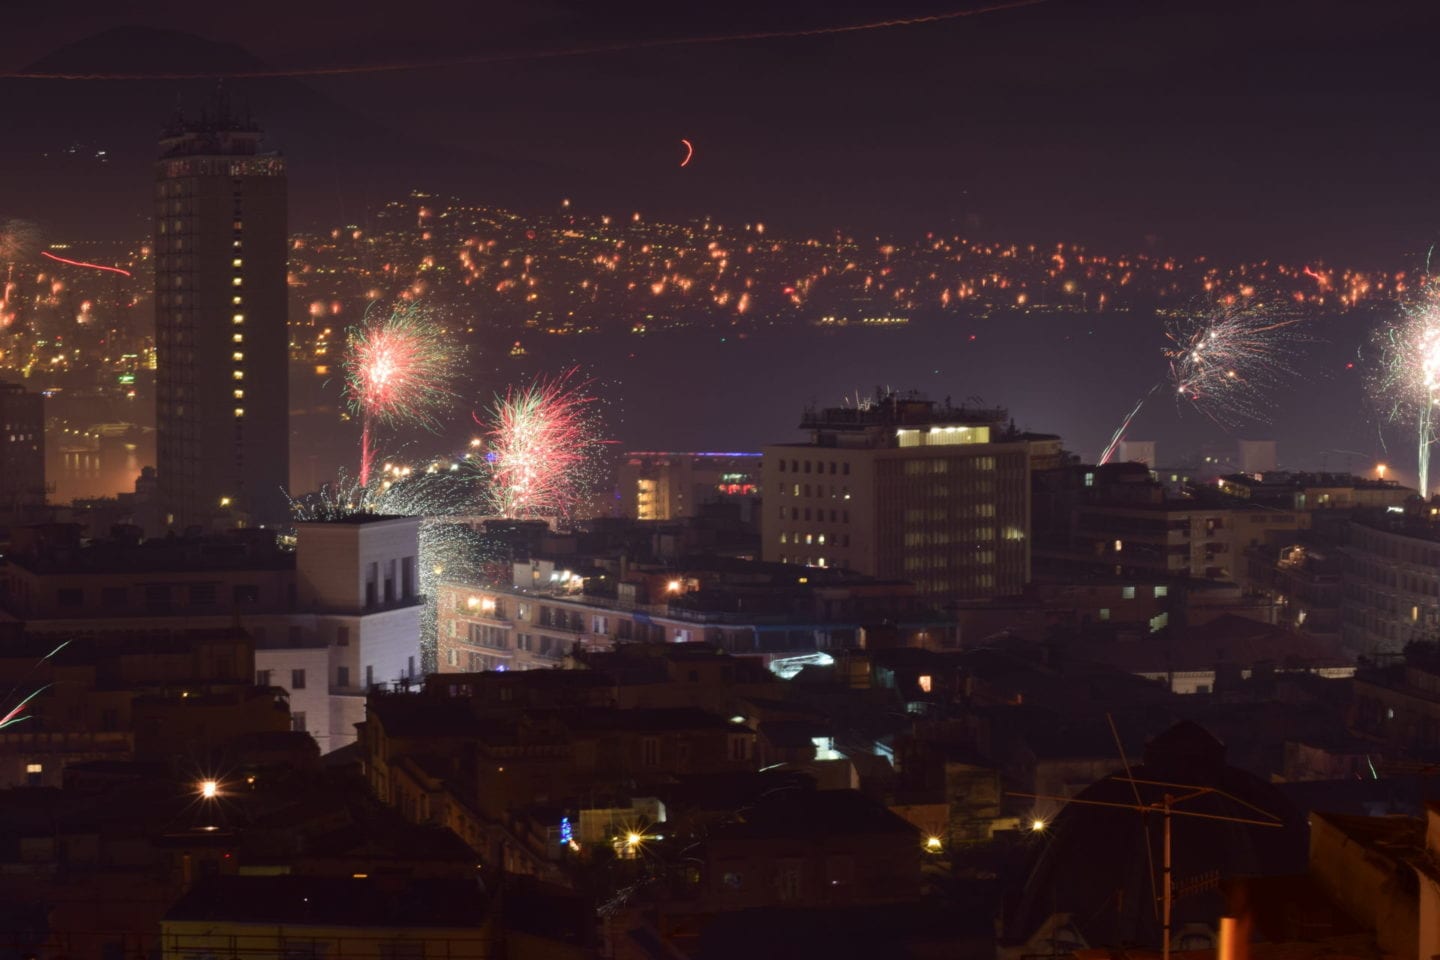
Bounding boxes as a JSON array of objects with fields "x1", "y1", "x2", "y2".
[
  {"x1": 680, "y1": 139, "x2": 694, "y2": 168},
  {"x1": 40, "y1": 251, "x2": 132, "y2": 277}
]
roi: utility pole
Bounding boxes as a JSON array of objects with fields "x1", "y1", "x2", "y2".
[{"x1": 1162, "y1": 794, "x2": 1172, "y2": 960}]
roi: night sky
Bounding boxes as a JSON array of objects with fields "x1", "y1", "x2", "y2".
[
  {"x1": 1, "y1": 0, "x2": 1439, "y2": 260},
  {"x1": 4, "y1": 0, "x2": 1439, "y2": 476}
]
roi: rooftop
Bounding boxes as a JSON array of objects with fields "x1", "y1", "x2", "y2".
[{"x1": 164, "y1": 876, "x2": 487, "y2": 927}]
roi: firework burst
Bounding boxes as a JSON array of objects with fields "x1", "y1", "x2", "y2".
[
  {"x1": 288, "y1": 463, "x2": 500, "y2": 672},
  {"x1": 343, "y1": 303, "x2": 462, "y2": 487},
  {"x1": 479, "y1": 371, "x2": 608, "y2": 522},
  {"x1": 1097, "y1": 293, "x2": 1307, "y2": 463},
  {"x1": 1369, "y1": 274, "x2": 1440, "y2": 497},
  {"x1": 1164, "y1": 295, "x2": 1307, "y2": 427}
]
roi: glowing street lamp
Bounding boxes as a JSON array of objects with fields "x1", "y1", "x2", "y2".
[{"x1": 199, "y1": 779, "x2": 219, "y2": 799}]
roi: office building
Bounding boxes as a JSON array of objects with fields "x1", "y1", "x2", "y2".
[
  {"x1": 761, "y1": 391, "x2": 1032, "y2": 600},
  {"x1": 0, "y1": 380, "x2": 45, "y2": 519},
  {"x1": 614, "y1": 451, "x2": 761, "y2": 521},
  {"x1": 154, "y1": 102, "x2": 288, "y2": 529},
  {"x1": 1340, "y1": 514, "x2": 1440, "y2": 657}
]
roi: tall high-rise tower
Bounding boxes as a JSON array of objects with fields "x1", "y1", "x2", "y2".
[{"x1": 155, "y1": 102, "x2": 288, "y2": 529}]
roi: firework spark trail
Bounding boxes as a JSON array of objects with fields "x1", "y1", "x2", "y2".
[
  {"x1": 0, "y1": 639, "x2": 71, "y2": 730},
  {"x1": 343, "y1": 303, "x2": 461, "y2": 487},
  {"x1": 1098, "y1": 384, "x2": 1158, "y2": 465},
  {"x1": 1164, "y1": 297, "x2": 1309, "y2": 428},
  {"x1": 479, "y1": 371, "x2": 609, "y2": 522},
  {"x1": 0, "y1": 685, "x2": 50, "y2": 729},
  {"x1": 1369, "y1": 273, "x2": 1440, "y2": 497},
  {"x1": 1095, "y1": 294, "x2": 1307, "y2": 465}
]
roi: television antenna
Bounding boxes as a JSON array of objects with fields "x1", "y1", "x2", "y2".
[{"x1": 1010, "y1": 777, "x2": 1281, "y2": 960}]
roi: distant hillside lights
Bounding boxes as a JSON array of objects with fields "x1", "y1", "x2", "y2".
[{"x1": 814, "y1": 315, "x2": 910, "y2": 327}]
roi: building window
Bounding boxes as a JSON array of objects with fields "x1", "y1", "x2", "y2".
[
  {"x1": 1154, "y1": 585, "x2": 1168, "y2": 598},
  {"x1": 1099, "y1": 608, "x2": 1110, "y2": 621},
  {"x1": 918, "y1": 674, "x2": 933, "y2": 693},
  {"x1": 642, "y1": 737, "x2": 660, "y2": 766},
  {"x1": 233, "y1": 584, "x2": 259, "y2": 604},
  {"x1": 57, "y1": 588, "x2": 83, "y2": 608},
  {"x1": 336, "y1": 626, "x2": 350, "y2": 646},
  {"x1": 337, "y1": 666, "x2": 350, "y2": 688},
  {"x1": 256, "y1": 670, "x2": 271, "y2": 687},
  {"x1": 1122, "y1": 586, "x2": 1136, "y2": 600},
  {"x1": 291, "y1": 711, "x2": 306, "y2": 734},
  {"x1": 448, "y1": 648, "x2": 458, "y2": 667},
  {"x1": 25, "y1": 763, "x2": 41, "y2": 786},
  {"x1": 291, "y1": 669, "x2": 306, "y2": 690}
]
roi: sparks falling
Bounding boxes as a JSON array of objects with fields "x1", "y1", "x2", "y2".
[
  {"x1": 1370, "y1": 273, "x2": 1440, "y2": 497},
  {"x1": 1097, "y1": 293, "x2": 1307, "y2": 464},
  {"x1": 343, "y1": 303, "x2": 461, "y2": 487},
  {"x1": 479, "y1": 371, "x2": 608, "y2": 522},
  {"x1": 1165, "y1": 295, "x2": 1308, "y2": 427}
]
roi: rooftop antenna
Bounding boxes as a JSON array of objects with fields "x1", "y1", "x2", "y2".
[{"x1": 1011, "y1": 774, "x2": 1280, "y2": 960}]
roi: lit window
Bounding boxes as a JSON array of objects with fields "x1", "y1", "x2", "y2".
[
  {"x1": 232, "y1": 258, "x2": 243, "y2": 267},
  {"x1": 1084, "y1": 472, "x2": 1095, "y2": 488},
  {"x1": 234, "y1": 407, "x2": 245, "y2": 417},
  {"x1": 232, "y1": 370, "x2": 244, "y2": 380},
  {"x1": 232, "y1": 333, "x2": 243, "y2": 343},
  {"x1": 233, "y1": 314, "x2": 244, "y2": 324},
  {"x1": 232, "y1": 351, "x2": 244, "y2": 361},
  {"x1": 25, "y1": 763, "x2": 41, "y2": 775},
  {"x1": 232, "y1": 295, "x2": 242, "y2": 305},
  {"x1": 1154, "y1": 585, "x2": 1168, "y2": 598},
  {"x1": 1122, "y1": 586, "x2": 1136, "y2": 600},
  {"x1": 231, "y1": 277, "x2": 242, "y2": 286},
  {"x1": 1099, "y1": 608, "x2": 1110, "y2": 621},
  {"x1": 918, "y1": 674, "x2": 932, "y2": 693},
  {"x1": 1114, "y1": 539, "x2": 1123, "y2": 552},
  {"x1": 233, "y1": 389, "x2": 244, "y2": 399}
]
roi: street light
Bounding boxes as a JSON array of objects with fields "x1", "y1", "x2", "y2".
[
  {"x1": 199, "y1": 779, "x2": 219, "y2": 799},
  {"x1": 1030, "y1": 818, "x2": 1047, "y2": 833}
]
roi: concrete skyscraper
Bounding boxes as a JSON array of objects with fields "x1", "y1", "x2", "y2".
[{"x1": 154, "y1": 102, "x2": 288, "y2": 530}]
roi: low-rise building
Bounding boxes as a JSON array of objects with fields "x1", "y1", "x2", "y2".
[
  {"x1": 0, "y1": 515, "x2": 424, "y2": 753},
  {"x1": 435, "y1": 558, "x2": 952, "y2": 673}
]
